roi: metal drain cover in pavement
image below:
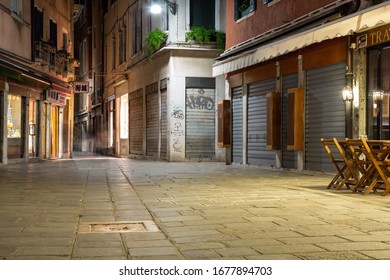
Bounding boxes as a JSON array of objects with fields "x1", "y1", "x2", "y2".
[{"x1": 78, "y1": 221, "x2": 159, "y2": 233}]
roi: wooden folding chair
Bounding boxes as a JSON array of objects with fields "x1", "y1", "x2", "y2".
[
  {"x1": 321, "y1": 138, "x2": 351, "y2": 190},
  {"x1": 332, "y1": 138, "x2": 359, "y2": 189},
  {"x1": 345, "y1": 139, "x2": 379, "y2": 195},
  {"x1": 361, "y1": 138, "x2": 390, "y2": 196}
]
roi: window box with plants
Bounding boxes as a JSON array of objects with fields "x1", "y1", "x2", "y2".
[
  {"x1": 185, "y1": 27, "x2": 225, "y2": 53},
  {"x1": 145, "y1": 29, "x2": 168, "y2": 59}
]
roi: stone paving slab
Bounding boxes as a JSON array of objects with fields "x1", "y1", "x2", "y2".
[{"x1": 2, "y1": 157, "x2": 390, "y2": 260}]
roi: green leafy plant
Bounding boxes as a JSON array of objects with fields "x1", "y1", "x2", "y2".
[
  {"x1": 186, "y1": 26, "x2": 226, "y2": 53},
  {"x1": 215, "y1": 31, "x2": 226, "y2": 52},
  {"x1": 145, "y1": 29, "x2": 168, "y2": 58},
  {"x1": 186, "y1": 26, "x2": 214, "y2": 44}
]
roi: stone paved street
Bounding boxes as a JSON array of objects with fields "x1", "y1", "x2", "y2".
[{"x1": 1, "y1": 155, "x2": 390, "y2": 260}]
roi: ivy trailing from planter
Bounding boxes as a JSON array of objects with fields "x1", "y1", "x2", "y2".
[{"x1": 145, "y1": 29, "x2": 168, "y2": 58}]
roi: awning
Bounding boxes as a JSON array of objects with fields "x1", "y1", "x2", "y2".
[{"x1": 212, "y1": 2, "x2": 390, "y2": 77}]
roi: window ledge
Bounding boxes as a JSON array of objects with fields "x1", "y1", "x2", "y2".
[
  {"x1": 11, "y1": 12, "x2": 24, "y2": 25},
  {"x1": 236, "y1": 11, "x2": 255, "y2": 23},
  {"x1": 266, "y1": 0, "x2": 283, "y2": 7}
]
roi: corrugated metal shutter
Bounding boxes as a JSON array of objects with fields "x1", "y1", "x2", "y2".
[
  {"x1": 305, "y1": 62, "x2": 346, "y2": 172},
  {"x1": 185, "y1": 88, "x2": 215, "y2": 159},
  {"x1": 232, "y1": 86, "x2": 243, "y2": 163},
  {"x1": 247, "y1": 78, "x2": 276, "y2": 166},
  {"x1": 129, "y1": 89, "x2": 143, "y2": 155},
  {"x1": 146, "y1": 83, "x2": 159, "y2": 157},
  {"x1": 282, "y1": 73, "x2": 298, "y2": 169},
  {"x1": 160, "y1": 80, "x2": 168, "y2": 160}
]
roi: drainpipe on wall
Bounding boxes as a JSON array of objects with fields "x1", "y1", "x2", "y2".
[
  {"x1": 0, "y1": 82, "x2": 9, "y2": 164},
  {"x1": 297, "y1": 55, "x2": 304, "y2": 171},
  {"x1": 345, "y1": 35, "x2": 354, "y2": 139},
  {"x1": 275, "y1": 61, "x2": 282, "y2": 169}
]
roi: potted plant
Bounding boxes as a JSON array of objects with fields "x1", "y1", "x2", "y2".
[
  {"x1": 145, "y1": 28, "x2": 168, "y2": 58},
  {"x1": 185, "y1": 27, "x2": 225, "y2": 53}
]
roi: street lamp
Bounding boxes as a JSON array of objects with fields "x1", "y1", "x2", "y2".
[
  {"x1": 151, "y1": 0, "x2": 177, "y2": 15},
  {"x1": 342, "y1": 85, "x2": 354, "y2": 138},
  {"x1": 342, "y1": 86, "x2": 353, "y2": 102}
]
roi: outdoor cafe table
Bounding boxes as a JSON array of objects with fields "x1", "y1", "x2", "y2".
[{"x1": 321, "y1": 138, "x2": 390, "y2": 196}]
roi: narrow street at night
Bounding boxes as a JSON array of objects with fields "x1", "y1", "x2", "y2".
[{"x1": 2, "y1": 156, "x2": 390, "y2": 260}]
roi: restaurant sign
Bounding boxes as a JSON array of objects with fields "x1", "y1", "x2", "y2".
[
  {"x1": 74, "y1": 81, "x2": 89, "y2": 93},
  {"x1": 357, "y1": 24, "x2": 390, "y2": 49},
  {"x1": 46, "y1": 90, "x2": 67, "y2": 106}
]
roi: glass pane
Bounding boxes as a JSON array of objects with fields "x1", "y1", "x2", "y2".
[
  {"x1": 120, "y1": 94, "x2": 129, "y2": 139},
  {"x1": 7, "y1": 94, "x2": 21, "y2": 138}
]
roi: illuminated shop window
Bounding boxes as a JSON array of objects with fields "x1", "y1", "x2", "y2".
[
  {"x1": 120, "y1": 94, "x2": 129, "y2": 139},
  {"x1": 7, "y1": 94, "x2": 22, "y2": 138}
]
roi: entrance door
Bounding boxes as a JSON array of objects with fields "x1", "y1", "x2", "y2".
[
  {"x1": 51, "y1": 106, "x2": 59, "y2": 158},
  {"x1": 28, "y1": 100, "x2": 38, "y2": 157},
  {"x1": 367, "y1": 45, "x2": 390, "y2": 140}
]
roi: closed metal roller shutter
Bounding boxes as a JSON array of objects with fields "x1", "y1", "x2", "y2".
[
  {"x1": 232, "y1": 87, "x2": 243, "y2": 163},
  {"x1": 185, "y1": 88, "x2": 215, "y2": 159},
  {"x1": 146, "y1": 83, "x2": 159, "y2": 157},
  {"x1": 305, "y1": 62, "x2": 346, "y2": 172},
  {"x1": 129, "y1": 89, "x2": 143, "y2": 155},
  {"x1": 247, "y1": 78, "x2": 276, "y2": 166},
  {"x1": 282, "y1": 73, "x2": 298, "y2": 169},
  {"x1": 160, "y1": 80, "x2": 168, "y2": 159}
]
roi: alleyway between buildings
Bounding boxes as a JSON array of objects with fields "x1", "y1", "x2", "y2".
[{"x1": 1, "y1": 155, "x2": 390, "y2": 260}]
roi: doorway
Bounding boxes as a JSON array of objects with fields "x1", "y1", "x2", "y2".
[{"x1": 367, "y1": 45, "x2": 390, "y2": 140}]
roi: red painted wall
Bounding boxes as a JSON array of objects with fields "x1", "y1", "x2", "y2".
[{"x1": 226, "y1": 0, "x2": 338, "y2": 49}]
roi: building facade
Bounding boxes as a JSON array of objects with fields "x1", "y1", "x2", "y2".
[
  {"x1": 102, "y1": 0, "x2": 227, "y2": 161},
  {"x1": 213, "y1": 0, "x2": 390, "y2": 172},
  {"x1": 0, "y1": 0, "x2": 75, "y2": 165}
]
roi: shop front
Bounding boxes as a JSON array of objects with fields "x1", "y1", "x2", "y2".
[
  {"x1": 357, "y1": 24, "x2": 390, "y2": 140},
  {"x1": 0, "y1": 79, "x2": 44, "y2": 164},
  {"x1": 43, "y1": 85, "x2": 71, "y2": 159}
]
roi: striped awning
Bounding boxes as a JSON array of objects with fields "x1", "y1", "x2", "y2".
[{"x1": 213, "y1": 2, "x2": 390, "y2": 76}]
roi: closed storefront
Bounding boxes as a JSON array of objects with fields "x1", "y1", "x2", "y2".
[
  {"x1": 231, "y1": 86, "x2": 243, "y2": 163},
  {"x1": 247, "y1": 78, "x2": 276, "y2": 166},
  {"x1": 160, "y1": 79, "x2": 168, "y2": 160},
  {"x1": 146, "y1": 83, "x2": 159, "y2": 157},
  {"x1": 305, "y1": 62, "x2": 346, "y2": 172},
  {"x1": 129, "y1": 89, "x2": 143, "y2": 155},
  {"x1": 185, "y1": 78, "x2": 216, "y2": 159}
]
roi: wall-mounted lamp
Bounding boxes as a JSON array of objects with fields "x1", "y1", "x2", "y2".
[
  {"x1": 342, "y1": 86, "x2": 353, "y2": 102},
  {"x1": 373, "y1": 89, "x2": 384, "y2": 100},
  {"x1": 151, "y1": 0, "x2": 177, "y2": 15}
]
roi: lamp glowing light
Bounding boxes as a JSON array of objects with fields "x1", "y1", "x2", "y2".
[
  {"x1": 342, "y1": 86, "x2": 353, "y2": 102},
  {"x1": 151, "y1": 4, "x2": 162, "y2": 14}
]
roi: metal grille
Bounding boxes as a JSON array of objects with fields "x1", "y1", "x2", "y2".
[
  {"x1": 146, "y1": 83, "x2": 159, "y2": 157},
  {"x1": 160, "y1": 87, "x2": 168, "y2": 160},
  {"x1": 129, "y1": 89, "x2": 143, "y2": 155},
  {"x1": 247, "y1": 78, "x2": 276, "y2": 166},
  {"x1": 185, "y1": 88, "x2": 215, "y2": 159},
  {"x1": 232, "y1": 87, "x2": 243, "y2": 163},
  {"x1": 305, "y1": 62, "x2": 346, "y2": 172}
]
